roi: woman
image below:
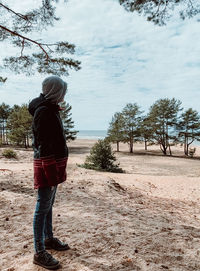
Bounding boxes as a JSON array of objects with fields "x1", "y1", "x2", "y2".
[{"x1": 29, "y1": 76, "x2": 70, "y2": 270}]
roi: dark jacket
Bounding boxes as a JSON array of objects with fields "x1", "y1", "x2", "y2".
[{"x1": 29, "y1": 94, "x2": 68, "y2": 189}]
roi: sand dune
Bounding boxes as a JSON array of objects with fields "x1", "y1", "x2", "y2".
[{"x1": 1, "y1": 140, "x2": 200, "y2": 271}]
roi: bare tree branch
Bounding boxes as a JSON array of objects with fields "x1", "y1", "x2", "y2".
[
  {"x1": 0, "y1": 1, "x2": 80, "y2": 78},
  {"x1": 0, "y1": 25, "x2": 50, "y2": 60},
  {"x1": 0, "y1": 3, "x2": 28, "y2": 21}
]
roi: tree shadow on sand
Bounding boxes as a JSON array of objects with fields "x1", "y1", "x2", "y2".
[
  {"x1": 68, "y1": 146, "x2": 90, "y2": 155},
  {"x1": 0, "y1": 181, "x2": 35, "y2": 196},
  {"x1": 118, "y1": 150, "x2": 200, "y2": 161}
]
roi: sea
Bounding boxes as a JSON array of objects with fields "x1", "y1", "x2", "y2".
[
  {"x1": 77, "y1": 130, "x2": 107, "y2": 140},
  {"x1": 76, "y1": 130, "x2": 200, "y2": 146}
]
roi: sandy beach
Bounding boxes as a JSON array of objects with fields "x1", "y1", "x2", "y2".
[{"x1": 1, "y1": 139, "x2": 200, "y2": 271}]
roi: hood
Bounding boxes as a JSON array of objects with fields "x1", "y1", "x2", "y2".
[
  {"x1": 42, "y1": 76, "x2": 67, "y2": 104},
  {"x1": 28, "y1": 94, "x2": 59, "y2": 116}
]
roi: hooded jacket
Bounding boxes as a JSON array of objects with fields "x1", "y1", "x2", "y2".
[
  {"x1": 29, "y1": 94, "x2": 68, "y2": 189},
  {"x1": 42, "y1": 75, "x2": 67, "y2": 104}
]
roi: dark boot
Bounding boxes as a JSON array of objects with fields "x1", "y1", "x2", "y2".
[
  {"x1": 45, "y1": 237, "x2": 70, "y2": 251},
  {"x1": 33, "y1": 250, "x2": 60, "y2": 270}
]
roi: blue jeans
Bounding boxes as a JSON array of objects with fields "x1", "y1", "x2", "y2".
[{"x1": 33, "y1": 186, "x2": 57, "y2": 253}]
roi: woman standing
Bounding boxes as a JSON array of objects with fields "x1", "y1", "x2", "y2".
[{"x1": 29, "y1": 76, "x2": 70, "y2": 270}]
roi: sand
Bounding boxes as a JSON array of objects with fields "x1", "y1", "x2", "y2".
[{"x1": 1, "y1": 139, "x2": 200, "y2": 271}]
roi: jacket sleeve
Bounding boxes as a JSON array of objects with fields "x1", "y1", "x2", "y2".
[{"x1": 34, "y1": 106, "x2": 55, "y2": 158}]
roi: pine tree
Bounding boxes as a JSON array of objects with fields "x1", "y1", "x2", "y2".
[
  {"x1": 83, "y1": 139, "x2": 123, "y2": 173},
  {"x1": 140, "y1": 115, "x2": 154, "y2": 151},
  {"x1": 121, "y1": 103, "x2": 143, "y2": 153},
  {"x1": 7, "y1": 104, "x2": 32, "y2": 148},
  {"x1": 178, "y1": 108, "x2": 200, "y2": 156},
  {"x1": 107, "y1": 112, "x2": 125, "y2": 152},
  {"x1": 0, "y1": 103, "x2": 11, "y2": 144},
  {"x1": 59, "y1": 101, "x2": 78, "y2": 142},
  {"x1": 148, "y1": 98, "x2": 182, "y2": 155}
]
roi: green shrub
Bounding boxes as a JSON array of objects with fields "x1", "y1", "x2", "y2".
[
  {"x1": 2, "y1": 148, "x2": 17, "y2": 159},
  {"x1": 81, "y1": 139, "x2": 124, "y2": 173}
]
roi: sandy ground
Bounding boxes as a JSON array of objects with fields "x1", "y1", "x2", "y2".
[{"x1": 1, "y1": 139, "x2": 200, "y2": 271}]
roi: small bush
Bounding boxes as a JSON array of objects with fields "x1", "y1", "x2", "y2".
[
  {"x1": 81, "y1": 139, "x2": 124, "y2": 173},
  {"x1": 2, "y1": 149, "x2": 17, "y2": 159}
]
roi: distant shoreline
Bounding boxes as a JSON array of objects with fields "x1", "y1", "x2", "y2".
[
  {"x1": 76, "y1": 130, "x2": 107, "y2": 140},
  {"x1": 76, "y1": 136, "x2": 106, "y2": 140},
  {"x1": 72, "y1": 138, "x2": 200, "y2": 152},
  {"x1": 76, "y1": 131, "x2": 200, "y2": 146}
]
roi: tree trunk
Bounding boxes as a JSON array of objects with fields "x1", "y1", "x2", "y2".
[
  {"x1": 184, "y1": 137, "x2": 186, "y2": 155},
  {"x1": 160, "y1": 137, "x2": 167, "y2": 155},
  {"x1": 187, "y1": 139, "x2": 194, "y2": 157},
  {"x1": 129, "y1": 138, "x2": 133, "y2": 153},
  {"x1": 2, "y1": 120, "x2": 5, "y2": 144},
  {"x1": 5, "y1": 120, "x2": 8, "y2": 145},
  {"x1": 145, "y1": 139, "x2": 147, "y2": 151},
  {"x1": 116, "y1": 141, "x2": 119, "y2": 152},
  {"x1": 168, "y1": 144, "x2": 172, "y2": 156},
  {"x1": 0, "y1": 124, "x2": 2, "y2": 143},
  {"x1": 160, "y1": 144, "x2": 167, "y2": 155},
  {"x1": 185, "y1": 136, "x2": 189, "y2": 156},
  {"x1": 27, "y1": 134, "x2": 30, "y2": 148},
  {"x1": 183, "y1": 134, "x2": 187, "y2": 155}
]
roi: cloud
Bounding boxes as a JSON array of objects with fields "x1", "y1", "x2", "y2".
[{"x1": 0, "y1": 0, "x2": 200, "y2": 129}]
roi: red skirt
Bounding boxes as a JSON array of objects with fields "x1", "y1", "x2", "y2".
[{"x1": 33, "y1": 156, "x2": 68, "y2": 189}]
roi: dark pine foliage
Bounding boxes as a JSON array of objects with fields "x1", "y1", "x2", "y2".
[
  {"x1": 59, "y1": 101, "x2": 78, "y2": 142},
  {"x1": 119, "y1": 0, "x2": 200, "y2": 25},
  {"x1": 0, "y1": 1, "x2": 81, "y2": 79},
  {"x1": 82, "y1": 139, "x2": 124, "y2": 173}
]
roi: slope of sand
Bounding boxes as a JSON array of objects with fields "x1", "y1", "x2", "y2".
[{"x1": 1, "y1": 140, "x2": 200, "y2": 271}]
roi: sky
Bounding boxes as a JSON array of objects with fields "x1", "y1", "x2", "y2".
[{"x1": 0, "y1": 0, "x2": 200, "y2": 130}]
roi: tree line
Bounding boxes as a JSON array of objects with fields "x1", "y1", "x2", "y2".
[
  {"x1": 0, "y1": 102, "x2": 78, "y2": 148},
  {"x1": 107, "y1": 98, "x2": 200, "y2": 156}
]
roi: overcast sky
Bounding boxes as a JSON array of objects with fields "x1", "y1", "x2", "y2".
[{"x1": 0, "y1": 0, "x2": 200, "y2": 130}]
